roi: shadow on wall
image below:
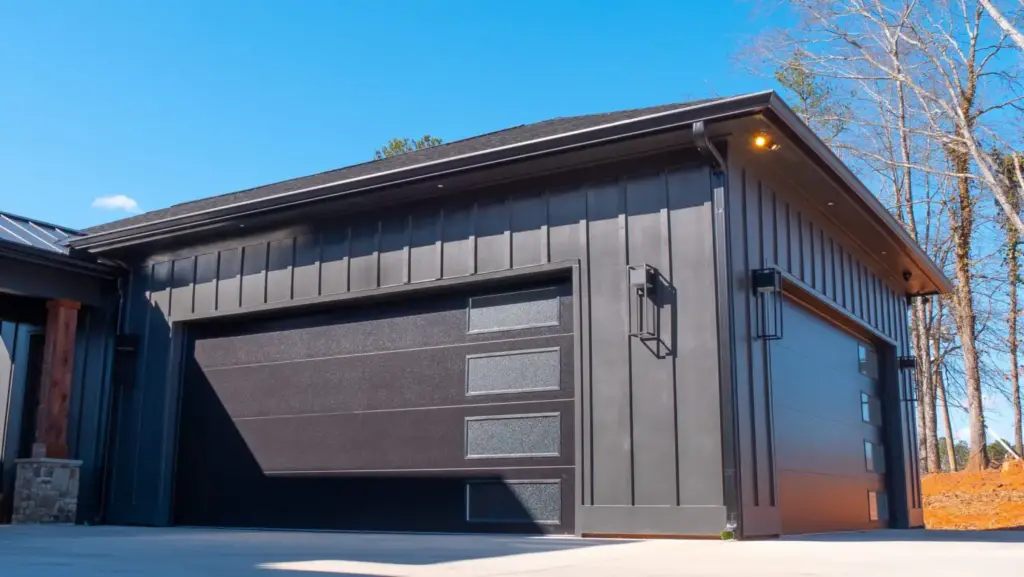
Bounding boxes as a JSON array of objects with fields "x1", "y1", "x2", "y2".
[{"x1": 172, "y1": 349, "x2": 561, "y2": 537}]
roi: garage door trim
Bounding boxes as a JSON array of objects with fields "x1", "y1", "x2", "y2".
[{"x1": 155, "y1": 259, "x2": 585, "y2": 532}]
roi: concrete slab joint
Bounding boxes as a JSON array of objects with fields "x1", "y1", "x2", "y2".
[{"x1": 11, "y1": 457, "x2": 82, "y2": 524}]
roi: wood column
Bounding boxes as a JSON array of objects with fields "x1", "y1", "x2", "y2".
[{"x1": 33, "y1": 299, "x2": 80, "y2": 459}]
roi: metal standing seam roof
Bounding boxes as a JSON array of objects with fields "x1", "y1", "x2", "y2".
[{"x1": 0, "y1": 210, "x2": 84, "y2": 255}]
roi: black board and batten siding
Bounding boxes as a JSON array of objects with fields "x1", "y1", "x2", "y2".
[
  {"x1": 726, "y1": 149, "x2": 922, "y2": 536},
  {"x1": 103, "y1": 158, "x2": 726, "y2": 535}
]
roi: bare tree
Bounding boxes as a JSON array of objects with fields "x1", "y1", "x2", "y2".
[
  {"x1": 979, "y1": 0, "x2": 1024, "y2": 52},
  {"x1": 747, "y1": 0, "x2": 1024, "y2": 471}
]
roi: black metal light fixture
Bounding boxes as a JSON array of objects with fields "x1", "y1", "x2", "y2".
[
  {"x1": 898, "y1": 356, "x2": 918, "y2": 371},
  {"x1": 627, "y1": 264, "x2": 657, "y2": 339},
  {"x1": 752, "y1": 267, "x2": 783, "y2": 340}
]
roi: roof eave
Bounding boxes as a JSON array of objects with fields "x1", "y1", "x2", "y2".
[
  {"x1": 71, "y1": 91, "x2": 777, "y2": 252},
  {"x1": 0, "y1": 241, "x2": 124, "y2": 279},
  {"x1": 763, "y1": 94, "x2": 954, "y2": 296}
]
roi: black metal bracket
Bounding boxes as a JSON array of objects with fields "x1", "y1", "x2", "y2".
[
  {"x1": 627, "y1": 264, "x2": 658, "y2": 339},
  {"x1": 752, "y1": 267, "x2": 783, "y2": 340}
]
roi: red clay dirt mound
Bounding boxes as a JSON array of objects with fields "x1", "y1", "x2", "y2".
[{"x1": 922, "y1": 461, "x2": 1024, "y2": 530}]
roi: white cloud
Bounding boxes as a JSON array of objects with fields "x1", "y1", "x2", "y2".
[{"x1": 92, "y1": 194, "x2": 140, "y2": 213}]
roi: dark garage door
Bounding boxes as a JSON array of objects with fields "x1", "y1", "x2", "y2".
[
  {"x1": 173, "y1": 281, "x2": 575, "y2": 534},
  {"x1": 771, "y1": 297, "x2": 888, "y2": 535}
]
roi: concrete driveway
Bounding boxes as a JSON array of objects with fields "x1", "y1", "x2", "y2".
[{"x1": 1, "y1": 525, "x2": 1022, "y2": 577}]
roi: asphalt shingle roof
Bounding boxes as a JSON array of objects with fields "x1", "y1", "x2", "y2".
[{"x1": 84, "y1": 98, "x2": 722, "y2": 235}]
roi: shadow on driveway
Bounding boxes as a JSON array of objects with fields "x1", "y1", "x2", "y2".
[{"x1": 780, "y1": 528, "x2": 1024, "y2": 544}]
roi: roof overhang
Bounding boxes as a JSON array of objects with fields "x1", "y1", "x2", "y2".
[{"x1": 70, "y1": 91, "x2": 950, "y2": 295}]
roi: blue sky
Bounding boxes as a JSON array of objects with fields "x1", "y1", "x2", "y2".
[
  {"x1": 0, "y1": 0, "x2": 1015, "y2": 443},
  {"x1": 0, "y1": 0, "x2": 776, "y2": 228}
]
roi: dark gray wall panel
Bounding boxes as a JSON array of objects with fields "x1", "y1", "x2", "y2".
[
  {"x1": 442, "y1": 205, "x2": 472, "y2": 278},
  {"x1": 170, "y1": 257, "x2": 194, "y2": 317},
  {"x1": 466, "y1": 414, "x2": 561, "y2": 458},
  {"x1": 240, "y1": 243, "x2": 267, "y2": 307},
  {"x1": 266, "y1": 238, "x2": 294, "y2": 303},
  {"x1": 467, "y1": 480, "x2": 560, "y2": 524},
  {"x1": 466, "y1": 348, "x2": 561, "y2": 395},
  {"x1": 320, "y1": 228, "x2": 350, "y2": 295},
  {"x1": 67, "y1": 303, "x2": 117, "y2": 524},
  {"x1": 349, "y1": 221, "x2": 379, "y2": 292},
  {"x1": 193, "y1": 253, "x2": 218, "y2": 314},
  {"x1": 106, "y1": 155, "x2": 727, "y2": 536},
  {"x1": 409, "y1": 211, "x2": 440, "y2": 283},
  {"x1": 667, "y1": 167, "x2": 723, "y2": 507},
  {"x1": 585, "y1": 181, "x2": 632, "y2": 507},
  {"x1": 379, "y1": 217, "x2": 408, "y2": 287},
  {"x1": 475, "y1": 200, "x2": 510, "y2": 274},
  {"x1": 292, "y1": 234, "x2": 320, "y2": 300},
  {"x1": 624, "y1": 173, "x2": 677, "y2": 507},
  {"x1": 216, "y1": 248, "x2": 241, "y2": 310},
  {"x1": 511, "y1": 194, "x2": 546, "y2": 268},
  {"x1": 727, "y1": 149, "x2": 923, "y2": 536}
]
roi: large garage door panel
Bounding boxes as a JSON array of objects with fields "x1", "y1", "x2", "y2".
[
  {"x1": 234, "y1": 401, "x2": 574, "y2": 473},
  {"x1": 772, "y1": 298, "x2": 887, "y2": 535},
  {"x1": 194, "y1": 286, "x2": 573, "y2": 369},
  {"x1": 199, "y1": 336, "x2": 573, "y2": 419},
  {"x1": 774, "y1": 406, "x2": 883, "y2": 476},
  {"x1": 778, "y1": 470, "x2": 886, "y2": 535},
  {"x1": 176, "y1": 281, "x2": 576, "y2": 534}
]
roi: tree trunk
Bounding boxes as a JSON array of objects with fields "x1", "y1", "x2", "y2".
[
  {"x1": 937, "y1": 369, "x2": 957, "y2": 472},
  {"x1": 913, "y1": 300, "x2": 939, "y2": 472},
  {"x1": 1010, "y1": 198, "x2": 1023, "y2": 458},
  {"x1": 951, "y1": 141, "x2": 988, "y2": 471}
]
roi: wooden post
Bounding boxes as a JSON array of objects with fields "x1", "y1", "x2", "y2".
[{"x1": 33, "y1": 299, "x2": 80, "y2": 460}]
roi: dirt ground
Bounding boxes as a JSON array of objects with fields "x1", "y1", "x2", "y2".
[{"x1": 923, "y1": 461, "x2": 1024, "y2": 530}]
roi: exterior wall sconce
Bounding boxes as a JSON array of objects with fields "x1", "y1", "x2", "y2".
[
  {"x1": 898, "y1": 356, "x2": 917, "y2": 371},
  {"x1": 752, "y1": 267, "x2": 783, "y2": 340},
  {"x1": 627, "y1": 264, "x2": 658, "y2": 339}
]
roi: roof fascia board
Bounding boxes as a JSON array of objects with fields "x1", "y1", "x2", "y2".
[
  {"x1": 73, "y1": 91, "x2": 775, "y2": 251},
  {"x1": 763, "y1": 94, "x2": 953, "y2": 294},
  {"x1": 0, "y1": 242, "x2": 123, "y2": 279}
]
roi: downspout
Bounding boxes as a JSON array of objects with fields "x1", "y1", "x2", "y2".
[{"x1": 693, "y1": 121, "x2": 742, "y2": 539}]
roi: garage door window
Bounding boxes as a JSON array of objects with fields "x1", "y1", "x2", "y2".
[
  {"x1": 861, "y1": 392, "x2": 882, "y2": 426},
  {"x1": 466, "y1": 348, "x2": 561, "y2": 395},
  {"x1": 868, "y1": 491, "x2": 889, "y2": 522},
  {"x1": 468, "y1": 286, "x2": 561, "y2": 333},
  {"x1": 465, "y1": 413, "x2": 561, "y2": 458},
  {"x1": 864, "y1": 441, "x2": 886, "y2": 473},
  {"x1": 858, "y1": 343, "x2": 878, "y2": 379}
]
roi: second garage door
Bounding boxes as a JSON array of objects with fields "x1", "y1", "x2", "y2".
[
  {"x1": 771, "y1": 297, "x2": 889, "y2": 535},
  {"x1": 173, "y1": 281, "x2": 575, "y2": 534}
]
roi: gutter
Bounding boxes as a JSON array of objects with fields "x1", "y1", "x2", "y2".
[
  {"x1": 71, "y1": 91, "x2": 776, "y2": 251},
  {"x1": 0, "y1": 242, "x2": 123, "y2": 278}
]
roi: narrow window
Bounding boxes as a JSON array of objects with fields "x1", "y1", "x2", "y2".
[{"x1": 858, "y1": 343, "x2": 878, "y2": 379}]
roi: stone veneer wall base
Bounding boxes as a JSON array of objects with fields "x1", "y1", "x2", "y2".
[{"x1": 12, "y1": 457, "x2": 81, "y2": 524}]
